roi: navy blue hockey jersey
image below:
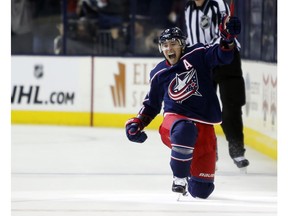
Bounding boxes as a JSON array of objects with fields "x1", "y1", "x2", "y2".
[{"x1": 138, "y1": 43, "x2": 234, "y2": 125}]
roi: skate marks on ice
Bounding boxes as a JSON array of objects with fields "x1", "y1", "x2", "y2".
[
  {"x1": 12, "y1": 190, "x2": 276, "y2": 216},
  {"x1": 11, "y1": 125, "x2": 277, "y2": 216},
  {"x1": 11, "y1": 172, "x2": 277, "y2": 216}
]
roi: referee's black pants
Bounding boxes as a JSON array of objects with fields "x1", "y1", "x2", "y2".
[{"x1": 213, "y1": 50, "x2": 246, "y2": 158}]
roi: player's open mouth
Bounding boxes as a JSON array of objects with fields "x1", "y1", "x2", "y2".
[{"x1": 168, "y1": 53, "x2": 176, "y2": 59}]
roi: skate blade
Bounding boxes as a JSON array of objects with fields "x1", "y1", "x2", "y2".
[
  {"x1": 177, "y1": 191, "x2": 188, "y2": 201},
  {"x1": 239, "y1": 167, "x2": 247, "y2": 174}
]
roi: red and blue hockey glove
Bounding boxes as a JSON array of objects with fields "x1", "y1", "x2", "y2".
[
  {"x1": 125, "y1": 117, "x2": 148, "y2": 143},
  {"x1": 219, "y1": 16, "x2": 241, "y2": 42}
]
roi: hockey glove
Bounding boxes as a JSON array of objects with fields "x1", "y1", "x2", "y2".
[
  {"x1": 125, "y1": 117, "x2": 148, "y2": 143},
  {"x1": 219, "y1": 16, "x2": 241, "y2": 42}
]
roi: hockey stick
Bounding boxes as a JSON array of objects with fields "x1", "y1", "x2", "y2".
[{"x1": 230, "y1": 0, "x2": 235, "y2": 16}]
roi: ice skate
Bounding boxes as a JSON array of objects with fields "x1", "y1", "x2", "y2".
[
  {"x1": 233, "y1": 156, "x2": 249, "y2": 173},
  {"x1": 172, "y1": 177, "x2": 188, "y2": 195},
  {"x1": 229, "y1": 142, "x2": 249, "y2": 170},
  {"x1": 233, "y1": 156, "x2": 249, "y2": 168}
]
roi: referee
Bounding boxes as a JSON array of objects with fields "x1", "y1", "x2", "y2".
[{"x1": 184, "y1": 0, "x2": 249, "y2": 169}]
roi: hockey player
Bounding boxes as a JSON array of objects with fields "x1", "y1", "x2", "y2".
[{"x1": 125, "y1": 16, "x2": 241, "y2": 198}]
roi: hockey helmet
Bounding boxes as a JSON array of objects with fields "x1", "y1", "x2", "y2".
[{"x1": 158, "y1": 27, "x2": 187, "y2": 52}]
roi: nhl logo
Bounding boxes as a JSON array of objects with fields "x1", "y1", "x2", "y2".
[
  {"x1": 34, "y1": 64, "x2": 44, "y2": 79},
  {"x1": 200, "y1": 15, "x2": 210, "y2": 29}
]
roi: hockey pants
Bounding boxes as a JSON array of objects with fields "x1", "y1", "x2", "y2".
[{"x1": 159, "y1": 113, "x2": 217, "y2": 198}]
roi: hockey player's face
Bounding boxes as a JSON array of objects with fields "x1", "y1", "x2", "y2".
[{"x1": 160, "y1": 39, "x2": 182, "y2": 65}]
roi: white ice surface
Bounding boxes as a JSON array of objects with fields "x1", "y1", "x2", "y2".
[{"x1": 11, "y1": 125, "x2": 277, "y2": 216}]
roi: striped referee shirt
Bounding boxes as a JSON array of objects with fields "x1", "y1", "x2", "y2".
[{"x1": 185, "y1": 0, "x2": 240, "y2": 48}]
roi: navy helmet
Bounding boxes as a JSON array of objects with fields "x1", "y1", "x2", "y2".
[{"x1": 158, "y1": 27, "x2": 187, "y2": 52}]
